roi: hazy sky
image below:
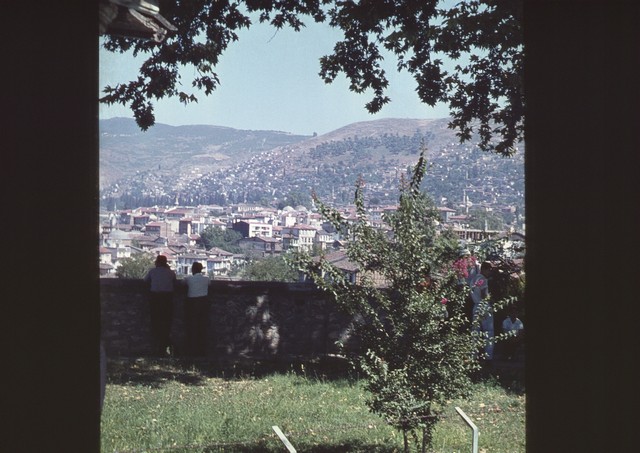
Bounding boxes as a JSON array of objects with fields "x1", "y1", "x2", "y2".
[{"x1": 99, "y1": 19, "x2": 451, "y2": 136}]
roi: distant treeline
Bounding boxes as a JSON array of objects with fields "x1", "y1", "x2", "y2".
[{"x1": 308, "y1": 131, "x2": 433, "y2": 160}]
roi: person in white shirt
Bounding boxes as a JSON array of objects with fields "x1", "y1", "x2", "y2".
[
  {"x1": 501, "y1": 306, "x2": 524, "y2": 360},
  {"x1": 183, "y1": 262, "x2": 211, "y2": 357}
]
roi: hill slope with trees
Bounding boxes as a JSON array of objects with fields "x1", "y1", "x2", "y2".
[{"x1": 100, "y1": 117, "x2": 524, "y2": 228}]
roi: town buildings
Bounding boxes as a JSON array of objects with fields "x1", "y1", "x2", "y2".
[{"x1": 99, "y1": 202, "x2": 524, "y2": 279}]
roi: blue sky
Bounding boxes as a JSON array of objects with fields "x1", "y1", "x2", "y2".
[{"x1": 99, "y1": 19, "x2": 451, "y2": 136}]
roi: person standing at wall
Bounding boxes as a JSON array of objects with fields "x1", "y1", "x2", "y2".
[
  {"x1": 183, "y1": 261, "x2": 211, "y2": 357},
  {"x1": 144, "y1": 255, "x2": 176, "y2": 357},
  {"x1": 470, "y1": 261, "x2": 495, "y2": 362},
  {"x1": 501, "y1": 306, "x2": 524, "y2": 361}
]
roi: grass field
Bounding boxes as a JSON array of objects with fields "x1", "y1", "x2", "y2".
[{"x1": 101, "y1": 358, "x2": 525, "y2": 452}]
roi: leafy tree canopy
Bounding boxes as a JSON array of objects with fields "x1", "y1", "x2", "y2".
[
  {"x1": 115, "y1": 252, "x2": 155, "y2": 279},
  {"x1": 467, "y1": 206, "x2": 504, "y2": 230},
  {"x1": 100, "y1": 0, "x2": 523, "y2": 156},
  {"x1": 242, "y1": 254, "x2": 299, "y2": 282},
  {"x1": 200, "y1": 226, "x2": 243, "y2": 253}
]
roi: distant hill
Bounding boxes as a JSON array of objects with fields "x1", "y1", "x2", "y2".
[
  {"x1": 267, "y1": 118, "x2": 461, "y2": 172},
  {"x1": 99, "y1": 117, "x2": 524, "y2": 220},
  {"x1": 99, "y1": 118, "x2": 312, "y2": 188},
  {"x1": 295, "y1": 117, "x2": 456, "y2": 149},
  {"x1": 99, "y1": 117, "x2": 460, "y2": 188}
]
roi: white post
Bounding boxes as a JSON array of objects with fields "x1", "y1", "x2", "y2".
[
  {"x1": 455, "y1": 406, "x2": 479, "y2": 453},
  {"x1": 272, "y1": 425, "x2": 297, "y2": 453}
]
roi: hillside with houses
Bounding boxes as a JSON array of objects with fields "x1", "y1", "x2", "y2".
[
  {"x1": 99, "y1": 201, "x2": 525, "y2": 279},
  {"x1": 100, "y1": 117, "x2": 524, "y2": 221},
  {"x1": 99, "y1": 117, "x2": 524, "y2": 278}
]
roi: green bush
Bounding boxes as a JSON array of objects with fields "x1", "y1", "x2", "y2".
[
  {"x1": 115, "y1": 252, "x2": 155, "y2": 279},
  {"x1": 291, "y1": 147, "x2": 516, "y2": 452},
  {"x1": 242, "y1": 254, "x2": 298, "y2": 282}
]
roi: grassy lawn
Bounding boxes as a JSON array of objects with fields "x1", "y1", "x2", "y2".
[{"x1": 101, "y1": 358, "x2": 525, "y2": 452}]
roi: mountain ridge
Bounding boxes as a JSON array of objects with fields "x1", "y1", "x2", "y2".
[
  {"x1": 100, "y1": 117, "x2": 524, "y2": 225},
  {"x1": 99, "y1": 117, "x2": 458, "y2": 188},
  {"x1": 100, "y1": 117, "x2": 314, "y2": 188}
]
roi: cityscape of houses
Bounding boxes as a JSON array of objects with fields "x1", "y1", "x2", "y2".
[
  {"x1": 99, "y1": 201, "x2": 525, "y2": 280},
  {"x1": 99, "y1": 121, "x2": 525, "y2": 281}
]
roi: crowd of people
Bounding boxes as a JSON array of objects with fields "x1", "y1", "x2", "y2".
[{"x1": 467, "y1": 258, "x2": 525, "y2": 363}]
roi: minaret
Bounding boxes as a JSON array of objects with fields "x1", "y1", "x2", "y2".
[{"x1": 463, "y1": 189, "x2": 469, "y2": 215}]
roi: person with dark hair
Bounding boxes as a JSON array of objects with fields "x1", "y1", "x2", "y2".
[
  {"x1": 183, "y1": 261, "x2": 210, "y2": 357},
  {"x1": 470, "y1": 261, "x2": 495, "y2": 362},
  {"x1": 143, "y1": 255, "x2": 176, "y2": 357},
  {"x1": 501, "y1": 306, "x2": 524, "y2": 361}
]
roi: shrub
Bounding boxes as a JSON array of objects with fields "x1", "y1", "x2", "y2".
[
  {"x1": 115, "y1": 252, "x2": 155, "y2": 279},
  {"x1": 290, "y1": 146, "x2": 515, "y2": 452}
]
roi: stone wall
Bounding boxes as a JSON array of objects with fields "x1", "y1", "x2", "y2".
[{"x1": 100, "y1": 279, "x2": 358, "y2": 358}]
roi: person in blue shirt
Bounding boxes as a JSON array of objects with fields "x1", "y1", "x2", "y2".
[{"x1": 144, "y1": 255, "x2": 176, "y2": 357}]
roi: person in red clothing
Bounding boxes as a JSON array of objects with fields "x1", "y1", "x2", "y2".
[
  {"x1": 470, "y1": 261, "x2": 494, "y2": 361},
  {"x1": 144, "y1": 255, "x2": 176, "y2": 357}
]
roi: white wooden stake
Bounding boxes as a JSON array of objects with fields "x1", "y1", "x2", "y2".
[
  {"x1": 272, "y1": 425, "x2": 297, "y2": 453},
  {"x1": 455, "y1": 406, "x2": 479, "y2": 453}
]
